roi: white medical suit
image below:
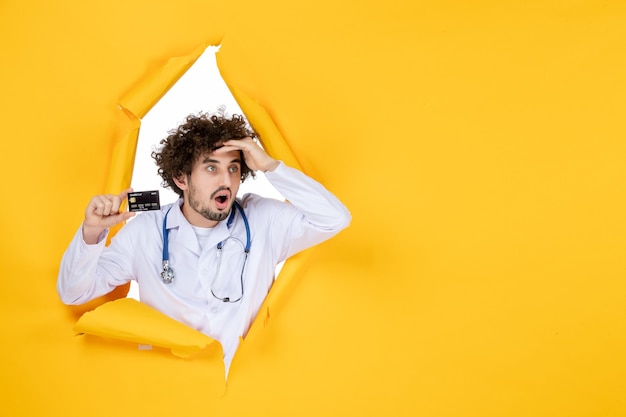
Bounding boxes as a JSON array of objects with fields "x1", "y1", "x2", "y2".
[{"x1": 58, "y1": 162, "x2": 351, "y2": 374}]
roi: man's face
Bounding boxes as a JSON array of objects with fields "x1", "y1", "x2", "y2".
[{"x1": 177, "y1": 149, "x2": 242, "y2": 227}]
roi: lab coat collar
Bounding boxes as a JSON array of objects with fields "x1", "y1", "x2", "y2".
[{"x1": 164, "y1": 199, "x2": 232, "y2": 255}]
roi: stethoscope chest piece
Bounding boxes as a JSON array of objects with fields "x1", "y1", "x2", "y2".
[{"x1": 161, "y1": 260, "x2": 175, "y2": 284}]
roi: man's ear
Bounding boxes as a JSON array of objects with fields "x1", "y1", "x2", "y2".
[{"x1": 173, "y1": 174, "x2": 188, "y2": 191}]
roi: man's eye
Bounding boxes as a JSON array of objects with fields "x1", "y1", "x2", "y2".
[
  {"x1": 207, "y1": 166, "x2": 216, "y2": 172},
  {"x1": 229, "y1": 166, "x2": 239, "y2": 173}
]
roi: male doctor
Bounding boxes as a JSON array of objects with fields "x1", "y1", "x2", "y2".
[{"x1": 58, "y1": 112, "x2": 351, "y2": 374}]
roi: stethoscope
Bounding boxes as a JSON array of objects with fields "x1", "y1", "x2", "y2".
[{"x1": 160, "y1": 201, "x2": 251, "y2": 302}]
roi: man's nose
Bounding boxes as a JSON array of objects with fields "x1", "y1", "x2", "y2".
[{"x1": 219, "y1": 170, "x2": 232, "y2": 187}]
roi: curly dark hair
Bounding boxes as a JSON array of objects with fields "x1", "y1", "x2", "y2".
[{"x1": 152, "y1": 112, "x2": 257, "y2": 198}]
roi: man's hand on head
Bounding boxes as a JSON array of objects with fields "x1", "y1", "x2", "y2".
[{"x1": 217, "y1": 138, "x2": 280, "y2": 173}]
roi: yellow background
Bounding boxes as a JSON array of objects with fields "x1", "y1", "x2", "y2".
[{"x1": 1, "y1": 0, "x2": 625, "y2": 416}]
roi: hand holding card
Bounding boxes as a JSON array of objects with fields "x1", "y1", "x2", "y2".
[{"x1": 83, "y1": 188, "x2": 138, "y2": 244}]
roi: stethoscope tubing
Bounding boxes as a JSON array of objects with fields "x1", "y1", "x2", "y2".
[{"x1": 161, "y1": 201, "x2": 250, "y2": 284}]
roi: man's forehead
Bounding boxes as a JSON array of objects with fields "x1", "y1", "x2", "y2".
[{"x1": 198, "y1": 149, "x2": 241, "y2": 163}]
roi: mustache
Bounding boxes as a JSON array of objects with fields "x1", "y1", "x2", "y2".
[{"x1": 210, "y1": 186, "x2": 232, "y2": 199}]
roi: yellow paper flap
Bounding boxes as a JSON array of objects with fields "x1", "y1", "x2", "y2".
[
  {"x1": 74, "y1": 298, "x2": 219, "y2": 358},
  {"x1": 226, "y1": 84, "x2": 302, "y2": 171},
  {"x1": 119, "y1": 43, "x2": 211, "y2": 120}
]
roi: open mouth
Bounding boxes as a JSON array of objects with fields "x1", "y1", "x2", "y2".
[{"x1": 213, "y1": 189, "x2": 231, "y2": 210}]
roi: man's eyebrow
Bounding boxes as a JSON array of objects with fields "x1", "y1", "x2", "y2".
[{"x1": 201, "y1": 156, "x2": 242, "y2": 164}]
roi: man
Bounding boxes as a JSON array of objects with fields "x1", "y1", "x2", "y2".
[{"x1": 57, "y1": 112, "x2": 351, "y2": 374}]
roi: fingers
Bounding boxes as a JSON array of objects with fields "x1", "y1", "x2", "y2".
[
  {"x1": 89, "y1": 194, "x2": 123, "y2": 217},
  {"x1": 82, "y1": 188, "x2": 135, "y2": 244},
  {"x1": 218, "y1": 138, "x2": 278, "y2": 172},
  {"x1": 89, "y1": 188, "x2": 132, "y2": 215},
  {"x1": 119, "y1": 187, "x2": 133, "y2": 201},
  {"x1": 216, "y1": 137, "x2": 260, "y2": 153}
]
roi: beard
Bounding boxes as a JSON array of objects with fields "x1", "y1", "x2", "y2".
[
  {"x1": 188, "y1": 185, "x2": 231, "y2": 222},
  {"x1": 196, "y1": 204, "x2": 229, "y2": 222}
]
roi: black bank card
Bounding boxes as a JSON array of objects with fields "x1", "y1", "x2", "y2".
[{"x1": 128, "y1": 190, "x2": 160, "y2": 212}]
